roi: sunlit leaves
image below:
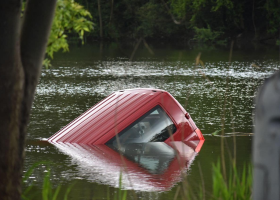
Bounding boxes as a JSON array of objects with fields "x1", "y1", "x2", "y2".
[
  {"x1": 47, "y1": 0, "x2": 94, "y2": 62},
  {"x1": 20, "y1": 0, "x2": 95, "y2": 67},
  {"x1": 212, "y1": 0, "x2": 234, "y2": 12},
  {"x1": 170, "y1": 0, "x2": 187, "y2": 19}
]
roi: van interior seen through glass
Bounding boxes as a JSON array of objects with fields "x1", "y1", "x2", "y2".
[{"x1": 107, "y1": 105, "x2": 177, "y2": 146}]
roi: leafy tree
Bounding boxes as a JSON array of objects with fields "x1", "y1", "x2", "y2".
[
  {"x1": 74, "y1": 0, "x2": 279, "y2": 44},
  {"x1": 0, "y1": 0, "x2": 57, "y2": 199},
  {"x1": 264, "y1": 0, "x2": 280, "y2": 34},
  {"x1": 193, "y1": 26, "x2": 224, "y2": 44},
  {"x1": 44, "y1": 0, "x2": 94, "y2": 67},
  {"x1": 22, "y1": 0, "x2": 94, "y2": 68}
]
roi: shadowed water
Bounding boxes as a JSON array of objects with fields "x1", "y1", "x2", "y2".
[{"x1": 24, "y1": 43, "x2": 279, "y2": 199}]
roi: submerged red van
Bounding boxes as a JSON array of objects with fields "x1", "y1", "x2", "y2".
[{"x1": 48, "y1": 88, "x2": 204, "y2": 149}]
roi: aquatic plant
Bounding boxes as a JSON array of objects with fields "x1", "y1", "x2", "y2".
[
  {"x1": 211, "y1": 161, "x2": 252, "y2": 200},
  {"x1": 180, "y1": 49, "x2": 252, "y2": 200},
  {"x1": 170, "y1": 160, "x2": 252, "y2": 200},
  {"x1": 115, "y1": 172, "x2": 127, "y2": 200},
  {"x1": 22, "y1": 162, "x2": 74, "y2": 200}
]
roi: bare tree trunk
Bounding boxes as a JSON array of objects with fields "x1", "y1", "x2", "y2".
[
  {"x1": 0, "y1": 0, "x2": 57, "y2": 199},
  {"x1": 0, "y1": 1, "x2": 24, "y2": 199},
  {"x1": 97, "y1": 0, "x2": 103, "y2": 39},
  {"x1": 160, "y1": 0, "x2": 186, "y2": 25},
  {"x1": 109, "y1": 0, "x2": 114, "y2": 24},
  {"x1": 129, "y1": 38, "x2": 142, "y2": 61},
  {"x1": 143, "y1": 38, "x2": 154, "y2": 55},
  {"x1": 253, "y1": 71, "x2": 280, "y2": 200},
  {"x1": 252, "y1": 0, "x2": 257, "y2": 39}
]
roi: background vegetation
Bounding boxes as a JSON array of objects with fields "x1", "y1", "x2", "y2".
[{"x1": 75, "y1": 0, "x2": 279, "y2": 44}]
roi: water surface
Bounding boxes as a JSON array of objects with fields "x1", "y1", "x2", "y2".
[{"x1": 25, "y1": 43, "x2": 279, "y2": 199}]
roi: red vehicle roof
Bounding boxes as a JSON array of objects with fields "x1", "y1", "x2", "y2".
[{"x1": 48, "y1": 88, "x2": 204, "y2": 144}]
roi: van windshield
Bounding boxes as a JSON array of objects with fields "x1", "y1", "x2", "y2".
[{"x1": 106, "y1": 105, "x2": 176, "y2": 146}]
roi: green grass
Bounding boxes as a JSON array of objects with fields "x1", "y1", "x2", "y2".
[
  {"x1": 22, "y1": 160, "x2": 252, "y2": 200},
  {"x1": 172, "y1": 159, "x2": 252, "y2": 200},
  {"x1": 211, "y1": 160, "x2": 252, "y2": 200},
  {"x1": 22, "y1": 162, "x2": 74, "y2": 200}
]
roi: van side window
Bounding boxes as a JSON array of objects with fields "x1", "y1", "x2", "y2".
[{"x1": 106, "y1": 105, "x2": 176, "y2": 146}]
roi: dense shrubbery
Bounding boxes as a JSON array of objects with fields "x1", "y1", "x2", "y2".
[{"x1": 76, "y1": 0, "x2": 279, "y2": 44}]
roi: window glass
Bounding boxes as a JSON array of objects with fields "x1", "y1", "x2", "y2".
[
  {"x1": 106, "y1": 105, "x2": 176, "y2": 146},
  {"x1": 107, "y1": 143, "x2": 176, "y2": 174}
]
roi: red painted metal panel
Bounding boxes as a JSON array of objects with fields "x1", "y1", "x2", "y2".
[
  {"x1": 48, "y1": 88, "x2": 204, "y2": 144},
  {"x1": 51, "y1": 141, "x2": 203, "y2": 191}
]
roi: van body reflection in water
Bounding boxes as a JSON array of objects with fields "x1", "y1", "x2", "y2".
[
  {"x1": 48, "y1": 88, "x2": 204, "y2": 191},
  {"x1": 52, "y1": 140, "x2": 204, "y2": 191}
]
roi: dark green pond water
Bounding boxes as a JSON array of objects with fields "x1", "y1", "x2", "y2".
[{"x1": 24, "y1": 43, "x2": 279, "y2": 199}]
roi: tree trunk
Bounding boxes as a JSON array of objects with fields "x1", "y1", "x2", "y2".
[
  {"x1": 0, "y1": 0, "x2": 57, "y2": 199},
  {"x1": 109, "y1": 0, "x2": 114, "y2": 24},
  {"x1": 0, "y1": 1, "x2": 24, "y2": 199},
  {"x1": 97, "y1": 0, "x2": 103, "y2": 39}
]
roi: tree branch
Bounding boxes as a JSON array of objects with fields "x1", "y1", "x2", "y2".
[
  {"x1": 97, "y1": 0, "x2": 103, "y2": 39},
  {"x1": 160, "y1": 0, "x2": 186, "y2": 25}
]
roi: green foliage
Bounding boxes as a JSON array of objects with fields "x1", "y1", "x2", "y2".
[
  {"x1": 211, "y1": 129, "x2": 221, "y2": 136},
  {"x1": 22, "y1": 160, "x2": 253, "y2": 200},
  {"x1": 22, "y1": 162, "x2": 74, "y2": 200},
  {"x1": 211, "y1": 161, "x2": 252, "y2": 200},
  {"x1": 22, "y1": 161, "x2": 49, "y2": 200},
  {"x1": 212, "y1": 0, "x2": 234, "y2": 12},
  {"x1": 170, "y1": 0, "x2": 187, "y2": 19},
  {"x1": 114, "y1": 171, "x2": 127, "y2": 200},
  {"x1": 136, "y1": 2, "x2": 160, "y2": 37},
  {"x1": 42, "y1": 168, "x2": 61, "y2": 200},
  {"x1": 136, "y1": 1, "x2": 178, "y2": 38},
  {"x1": 23, "y1": 0, "x2": 95, "y2": 67},
  {"x1": 73, "y1": 0, "x2": 279, "y2": 44},
  {"x1": 190, "y1": 0, "x2": 207, "y2": 11},
  {"x1": 21, "y1": 0, "x2": 94, "y2": 67},
  {"x1": 193, "y1": 26, "x2": 225, "y2": 44},
  {"x1": 277, "y1": 39, "x2": 280, "y2": 46},
  {"x1": 264, "y1": 0, "x2": 280, "y2": 34},
  {"x1": 43, "y1": 58, "x2": 52, "y2": 69},
  {"x1": 46, "y1": 0, "x2": 94, "y2": 65}
]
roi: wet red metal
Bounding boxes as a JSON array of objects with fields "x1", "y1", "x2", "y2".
[
  {"x1": 48, "y1": 88, "x2": 204, "y2": 144},
  {"x1": 51, "y1": 140, "x2": 204, "y2": 191}
]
